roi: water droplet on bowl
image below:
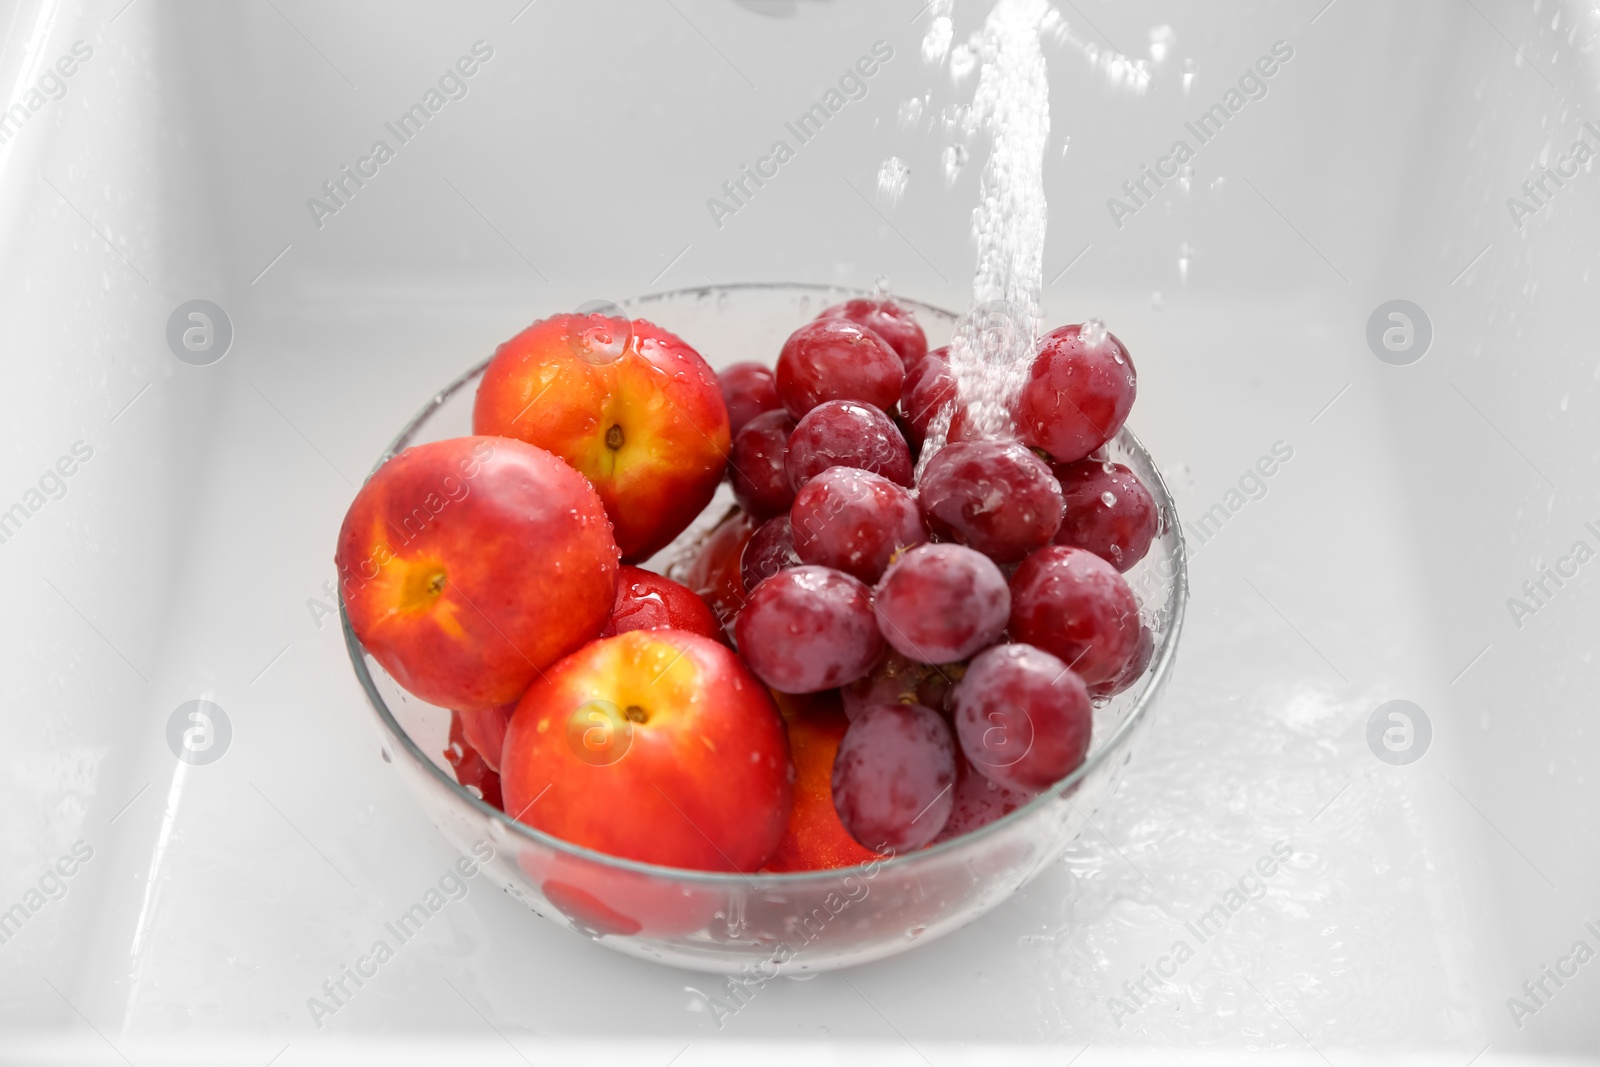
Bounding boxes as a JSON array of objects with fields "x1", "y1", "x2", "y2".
[{"x1": 1148, "y1": 25, "x2": 1175, "y2": 63}]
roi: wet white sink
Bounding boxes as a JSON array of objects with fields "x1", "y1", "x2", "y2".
[{"x1": 1, "y1": 0, "x2": 1597, "y2": 1063}]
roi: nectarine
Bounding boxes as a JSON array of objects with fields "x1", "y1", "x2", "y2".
[
  {"x1": 473, "y1": 313, "x2": 730, "y2": 561},
  {"x1": 336, "y1": 436, "x2": 618, "y2": 712},
  {"x1": 501, "y1": 630, "x2": 793, "y2": 871}
]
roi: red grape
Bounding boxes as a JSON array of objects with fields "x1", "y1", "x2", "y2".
[
  {"x1": 831, "y1": 702, "x2": 956, "y2": 851},
  {"x1": 873, "y1": 543, "x2": 1009, "y2": 663},
  {"x1": 901, "y1": 350, "x2": 963, "y2": 450},
  {"x1": 951, "y1": 643, "x2": 1092, "y2": 792},
  {"x1": 1016, "y1": 323, "x2": 1136, "y2": 464},
  {"x1": 1008, "y1": 545, "x2": 1140, "y2": 685},
  {"x1": 786, "y1": 399, "x2": 913, "y2": 490},
  {"x1": 741, "y1": 515, "x2": 801, "y2": 592},
  {"x1": 790, "y1": 466, "x2": 925, "y2": 583},
  {"x1": 933, "y1": 753, "x2": 1036, "y2": 843},
  {"x1": 717, "y1": 361, "x2": 781, "y2": 436},
  {"x1": 599, "y1": 565, "x2": 721, "y2": 641},
  {"x1": 1052, "y1": 459, "x2": 1157, "y2": 572},
  {"x1": 733, "y1": 565, "x2": 885, "y2": 693},
  {"x1": 840, "y1": 649, "x2": 960, "y2": 721},
  {"x1": 776, "y1": 319, "x2": 904, "y2": 418},
  {"x1": 727, "y1": 409, "x2": 796, "y2": 520},
  {"x1": 817, "y1": 298, "x2": 929, "y2": 372},
  {"x1": 917, "y1": 439, "x2": 1064, "y2": 563},
  {"x1": 1088, "y1": 623, "x2": 1154, "y2": 698}
]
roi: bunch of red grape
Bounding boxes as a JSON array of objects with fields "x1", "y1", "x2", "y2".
[{"x1": 714, "y1": 298, "x2": 1159, "y2": 853}]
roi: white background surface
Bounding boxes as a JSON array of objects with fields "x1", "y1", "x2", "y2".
[{"x1": 0, "y1": 0, "x2": 1597, "y2": 1062}]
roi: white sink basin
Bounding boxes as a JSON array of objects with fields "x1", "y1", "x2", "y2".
[{"x1": 1, "y1": 0, "x2": 1596, "y2": 1062}]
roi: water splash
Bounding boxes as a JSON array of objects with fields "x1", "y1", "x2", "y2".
[
  {"x1": 1148, "y1": 25, "x2": 1175, "y2": 63},
  {"x1": 922, "y1": 0, "x2": 954, "y2": 62},
  {"x1": 923, "y1": 0, "x2": 1054, "y2": 460},
  {"x1": 949, "y1": 40, "x2": 979, "y2": 82},
  {"x1": 877, "y1": 156, "x2": 910, "y2": 203},
  {"x1": 941, "y1": 143, "x2": 969, "y2": 184}
]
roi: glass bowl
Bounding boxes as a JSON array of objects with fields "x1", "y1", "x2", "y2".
[{"x1": 340, "y1": 282, "x2": 1188, "y2": 975}]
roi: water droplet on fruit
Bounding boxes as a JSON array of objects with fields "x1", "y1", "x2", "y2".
[
  {"x1": 568, "y1": 300, "x2": 632, "y2": 365},
  {"x1": 1080, "y1": 318, "x2": 1108, "y2": 347},
  {"x1": 942, "y1": 144, "x2": 969, "y2": 185},
  {"x1": 1101, "y1": 491, "x2": 1117, "y2": 507}
]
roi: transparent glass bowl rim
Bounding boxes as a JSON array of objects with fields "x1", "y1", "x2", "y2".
[{"x1": 340, "y1": 280, "x2": 1189, "y2": 888}]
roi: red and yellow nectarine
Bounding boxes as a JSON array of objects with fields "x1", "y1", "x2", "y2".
[
  {"x1": 473, "y1": 313, "x2": 730, "y2": 562},
  {"x1": 501, "y1": 630, "x2": 793, "y2": 871},
  {"x1": 335, "y1": 436, "x2": 618, "y2": 712}
]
